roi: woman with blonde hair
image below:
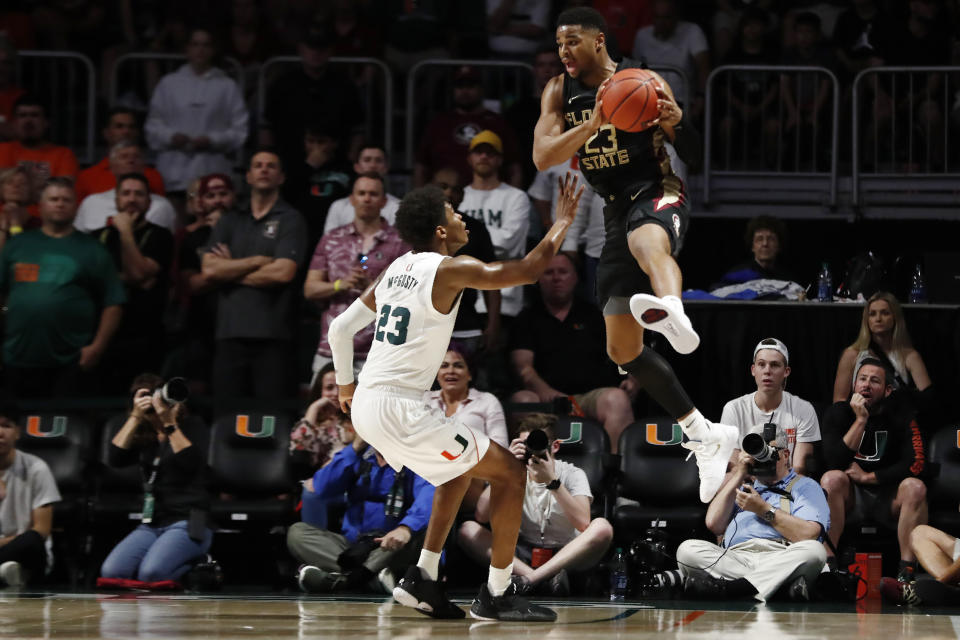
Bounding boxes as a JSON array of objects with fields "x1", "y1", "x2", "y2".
[{"x1": 832, "y1": 291, "x2": 932, "y2": 402}]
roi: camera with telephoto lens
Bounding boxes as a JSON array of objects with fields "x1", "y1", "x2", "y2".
[
  {"x1": 741, "y1": 422, "x2": 780, "y2": 475},
  {"x1": 152, "y1": 377, "x2": 189, "y2": 408},
  {"x1": 523, "y1": 429, "x2": 549, "y2": 462}
]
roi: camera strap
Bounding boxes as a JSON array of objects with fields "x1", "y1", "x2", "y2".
[{"x1": 140, "y1": 442, "x2": 167, "y2": 525}]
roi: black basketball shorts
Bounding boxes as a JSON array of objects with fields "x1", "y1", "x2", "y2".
[{"x1": 595, "y1": 175, "x2": 690, "y2": 315}]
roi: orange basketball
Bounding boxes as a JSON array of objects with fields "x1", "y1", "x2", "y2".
[{"x1": 599, "y1": 69, "x2": 660, "y2": 132}]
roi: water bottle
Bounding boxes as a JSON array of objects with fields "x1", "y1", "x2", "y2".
[
  {"x1": 609, "y1": 547, "x2": 629, "y2": 601},
  {"x1": 816, "y1": 262, "x2": 833, "y2": 302},
  {"x1": 909, "y1": 263, "x2": 928, "y2": 303}
]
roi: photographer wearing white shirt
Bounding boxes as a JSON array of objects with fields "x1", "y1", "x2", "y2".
[{"x1": 458, "y1": 413, "x2": 612, "y2": 596}]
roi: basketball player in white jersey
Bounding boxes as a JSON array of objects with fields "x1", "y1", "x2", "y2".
[{"x1": 327, "y1": 175, "x2": 584, "y2": 621}]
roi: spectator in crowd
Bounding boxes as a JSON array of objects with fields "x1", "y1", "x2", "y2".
[
  {"x1": 833, "y1": 0, "x2": 889, "y2": 80},
  {"x1": 0, "y1": 406, "x2": 61, "y2": 588},
  {"x1": 0, "y1": 38, "x2": 24, "y2": 141},
  {"x1": 721, "y1": 338, "x2": 821, "y2": 475},
  {"x1": 0, "y1": 94, "x2": 78, "y2": 204},
  {"x1": 201, "y1": 150, "x2": 307, "y2": 402},
  {"x1": 715, "y1": 7, "x2": 781, "y2": 168},
  {"x1": 510, "y1": 253, "x2": 635, "y2": 452},
  {"x1": 425, "y1": 347, "x2": 508, "y2": 512},
  {"x1": 832, "y1": 291, "x2": 932, "y2": 402},
  {"x1": 145, "y1": 27, "x2": 249, "y2": 195},
  {"x1": 0, "y1": 178, "x2": 125, "y2": 398},
  {"x1": 75, "y1": 108, "x2": 165, "y2": 203},
  {"x1": 414, "y1": 66, "x2": 523, "y2": 188},
  {"x1": 328, "y1": 0, "x2": 384, "y2": 59},
  {"x1": 260, "y1": 27, "x2": 365, "y2": 173},
  {"x1": 459, "y1": 130, "x2": 531, "y2": 320},
  {"x1": 527, "y1": 159, "x2": 603, "y2": 304},
  {"x1": 290, "y1": 363, "x2": 346, "y2": 479},
  {"x1": 716, "y1": 215, "x2": 794, "y2": 286},
  {"x1": 224, "y1": 0, "x2": 282, "y2": 99},
  {"x1": 74, "y1": 142, "x2": 177, "y2": 233},
  {"x1": 778, "y1": 12, "x2": 836, "y2": 171},
  {"x1": 458, "y1": 413, "x2": 613, "y2": 596},
  {"x1": 632, "y1": 0, "x2": 710, "y2": 122},
  {"x1": 176, "y1": 173, "x2": 234, "y2": 393},
  {"x1": 505, "y1": 43, "x2": 565, "y2": 188},
  {"x1": 431, "y1": 167, "x2": 502, "y2": 365},
  {"x1": 486, "y1": 0, "x2": 551, "y2": 60},
  {"x1": 667, "y1": 425, "x2": 828, "y2": 601},
  {"x1": 283, "y1": 125, "x2": 352, "y2": 248},
  {"x1": 0, "y1": 167, "x2": 35, "y2": 247},
  {"x1": 93, "y1": 173, "x2": 174, "y2": 394},
  {"x1": 304, "y1": 172, "x2": 409, "y2": 382},
  {"x1": 381, "y1": 2, "x2": 456, "y2": 74},
  {"x1": 820, "y1": 358, "x2": 928, "y2": 579},
  {"x1": 323, "y1": 143, "x2": 401, "y2": 234},
  {"x1": 289, "y1": 432, "x2": 435, "y2": 594},
  {"x1": 100, "y1": 374, "x2": 213, "y2": 584}
]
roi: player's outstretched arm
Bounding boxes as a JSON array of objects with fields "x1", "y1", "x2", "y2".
[
  {"x1": 438, "y1": 173, "x2": 584, "y2": 294},
  {"x1": 532, "y1": 75, "x2": 608, "y2": 171}
]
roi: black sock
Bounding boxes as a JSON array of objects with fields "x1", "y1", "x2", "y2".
[
  {"x1": 654, "y1": 569, "x2": 684, "y2": 588},
  {"x1": 619, "y1": 348, "x2": 694, "y2": 418},
  {"x1": 826, "y1": 556, "x2": 838, "y2": 571},
  {"x1": 726, "y1": 577, "x2": 758, "y2": 598}
]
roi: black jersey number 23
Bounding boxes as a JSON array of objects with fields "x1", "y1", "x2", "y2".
[{"x1": 374, "y1": 304, "x2": 410, "y2": 345}]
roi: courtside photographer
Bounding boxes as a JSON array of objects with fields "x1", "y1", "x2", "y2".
[
  {"x1": 654, "y1": 423, "x2": 829, "y2": 601},
  {"x1": 99, "y1": 373, "x2": 213, "y2": 586}
]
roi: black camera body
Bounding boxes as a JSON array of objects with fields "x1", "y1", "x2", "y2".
[
  {"x1": 523, "y1": 429, "x2": 549, "y2": 462},
  {"x1": 741, "y1": 422, "x2": 779, "y2": 475}
]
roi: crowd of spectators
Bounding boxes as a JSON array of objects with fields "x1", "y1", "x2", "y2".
[{"x1": 0, "y1": 0, "x2": 956, "y2": 605}]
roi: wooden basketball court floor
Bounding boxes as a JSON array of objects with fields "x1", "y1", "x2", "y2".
[{"x1": 3, "y1": 590, "x2": 960, "y2": 639}]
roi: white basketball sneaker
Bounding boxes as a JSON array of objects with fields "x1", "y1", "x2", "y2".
[
  {"x1": 629, "y1": 294, "x2": 700, "y2": 354},
  {"x1": 681, "y1": 421, "x2": 739, "y2": 503}
]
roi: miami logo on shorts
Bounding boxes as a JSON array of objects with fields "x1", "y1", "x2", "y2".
[{"x1": 441, "y1": 434, "x2": 469, "y2": 460}]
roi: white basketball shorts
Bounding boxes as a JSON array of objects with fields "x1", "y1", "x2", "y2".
[{"x1": 351, "y1": 384, "x2": 491, "y2": 486}]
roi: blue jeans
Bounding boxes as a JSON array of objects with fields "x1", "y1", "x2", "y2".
[{"x1": 100, "y1": 521, "x2": 213, "y2": 582}]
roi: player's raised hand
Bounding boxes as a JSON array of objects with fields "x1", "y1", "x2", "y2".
[{"x1": 554, "y1": 172, "x2": 584, "y2": 227}]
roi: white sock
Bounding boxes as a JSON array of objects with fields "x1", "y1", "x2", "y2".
[
  {"x1": 663, "y1": 294, "x2": 684, "y2": 311},
  {"x1": 417, "y1": 549, "x2": 441, "y2": 582},
  {"x1": 679, "y1": 409, "x2": 705, "y2": 438},
  {"x1": 487, "y1": 564, "x2": 513, "y2": 597}
]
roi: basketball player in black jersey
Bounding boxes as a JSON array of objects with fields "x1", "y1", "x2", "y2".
[{"x1": 533, "y1": 7, "x2": 736, "y2": 503}]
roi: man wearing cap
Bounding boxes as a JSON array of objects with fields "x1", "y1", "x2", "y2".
[
  {"x1": 721, "y1": 338, "x2": 820, "y2": 475},
  {"x1": 819, "y1": 358, "x2": 928, "y2": 580},
  {"x1": 663, "y1": 424, "x2": 829, "y2": 602},
  {"x1": 177, "y1": 173, "x2": 235, "y2": 391},
  {"x1": 413, "y1": 65, "x2": 523, "y2": 189},
  {"x1": 260, "y1": 27, "x2": 365, "y2": 172},
  {"x1": 459, "y1": 130, "x2": 531, "y2": 321}
]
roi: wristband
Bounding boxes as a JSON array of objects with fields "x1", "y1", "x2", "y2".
[{"x1": 333, "y1": 279, "x2": 342, "y2": 292}]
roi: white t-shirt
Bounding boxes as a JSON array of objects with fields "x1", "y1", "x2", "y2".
[
  {"x1": 720, "y1": 390, "x2": 821, "y2": 459},
  {"x1": 519, "y1": 458, "x2": 592, "y2": 548},
  {"x1": 323, "y1": 193, "x2": 400, "y2": 235},
  {"x1": 74, "y1": 189, "x2": 178, "y2": 233},
  {"x1": 1, "y1": 450, "x2": 61, "y2": 567},
  {"x1": 631, "y1": 21, "x2": 709, "y2": 106},
  {"x1": 460, "y1": 183, "x2": 531, "y2": 317},
  {"x1": 527, "y1": 159, "x2": 604, "y2": 259}
]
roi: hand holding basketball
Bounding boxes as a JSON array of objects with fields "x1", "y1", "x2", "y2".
[
  {"x1": 653, "y1": 84, "x2": 683, "y2": 128},
  {"x1": 587, "y1": 78, "x2": 612, "y2": 133},
  {"x1": 598, "y1": 69, "x2": 662, "y2": 132}
]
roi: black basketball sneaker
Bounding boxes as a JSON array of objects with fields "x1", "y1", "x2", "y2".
[
  {"x1": 469, "y1": 582, "x2": 557, "y2": 622},
  {"x1": 392, "y1": 566, "x2": 465, "y2": 619}
]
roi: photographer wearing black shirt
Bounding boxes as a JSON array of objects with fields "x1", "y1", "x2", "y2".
[
  {"x1": 99, "y1": 373, "x2": 212, "y2": 584},
  {"x1": 820, "y1": 358, "x2": 928, "y2": 581}
]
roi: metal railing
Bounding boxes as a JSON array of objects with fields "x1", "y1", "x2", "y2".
[
  {"x1": 18, "y1": 51, "x2": 96, "y2": 165},
  {"x1": 110, "y1": 53, "x2": 245, "y2": 108},
  {"x1": 852, "y1": 66, "x2": 960, "y2": 207},
  {"x1": 703, "y1": 65, "x2": 840, "y2": 207},
  {"x1": 257, "y1": 56, "x2": 394, "y2": 160},
  {"x1": 405, "y1": 59, "x2": 535, "y2": 171}
]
